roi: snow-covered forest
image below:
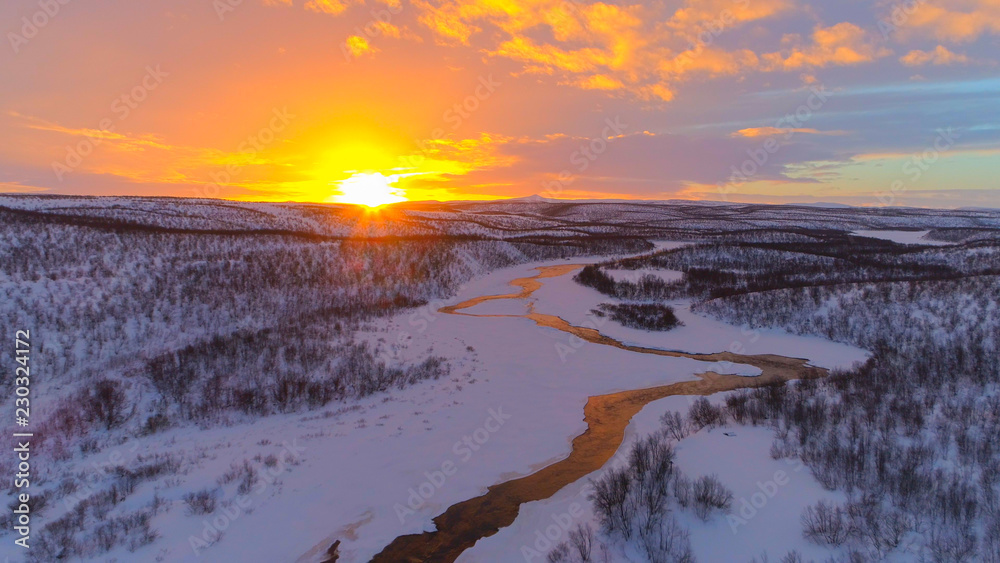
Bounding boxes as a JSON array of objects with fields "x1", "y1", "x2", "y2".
[
  {"x1": 1, "y1": 197, "x2": 647, "y2": 559},
  {"x1": 566, "y1": 231, "x2": 1000, "y2": 562},
  {"x1": 2, "y1": 195, "x2": 999, "y2": 562}
]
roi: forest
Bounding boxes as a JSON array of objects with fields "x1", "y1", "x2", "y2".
[
  {"x1": 3, "y1": 196, "x2": 999, "y2": 561},
  {"x1": 565, "y1": 231, "x2": 1000, "y2": 562},
  {"x1": 589, "y1": 303, "x2": 683, "y2": 332},
  {"x1": 0, "y1": 206, "x2": 646, "y2": 559}
]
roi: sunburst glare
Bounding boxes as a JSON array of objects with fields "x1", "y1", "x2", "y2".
[{"x1": 327, "y1": 172, "x2": 408, "y2": 208}]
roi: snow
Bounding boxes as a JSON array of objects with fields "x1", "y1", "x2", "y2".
[
  {"x1": 604, "y1": 268, "x2": 684, "y2": 284},
  {"x1": 530, "y1": 265, "x2": 870, "y2": 371},
  {"x1": 461, "y1": 297, "x2": 530, "y2": 316},
  {"x1": 4, "y1": 194, "x2": 999, "y2": 242},
  {"x1": 32, "y1": 257, "x2": 709, "y2": 563},
  {"x1": 6, "y1": 250, "x2": 870, "y2": 563},
  {"x1": 460, "y1": 395, "x2": 847, "y2": 562},
  {"x1": 851, "y1": 230, "x2": 952, "y2": 246},
  {"x1": 674, "y1": 425, "x2": 845, "y2": 561},
  {"x1": 288, "y1": 257, "x2": 866, "y2": 562},
  {"x1": 648, "y1": 241, "x2": 692, "y2": 252}
]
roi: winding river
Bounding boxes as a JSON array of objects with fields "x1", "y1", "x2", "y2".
[{"x1": 354, "y1": 264, "x2": 827, "y2": 563}]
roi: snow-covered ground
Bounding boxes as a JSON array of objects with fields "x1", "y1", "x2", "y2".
[
  {"x1": 460, "y1": 394, "x2": 847, "y2": 563},
  {"x1": 452, "y1": 263, "x2": 871, "y2": 562},
  {"x1": 851, "y1": 230, "x2": 952, "y2": 246},
  {"x1": 604, "y1": 268, "x2": 685, "y2": 284},
  {"x1": 9, "y1": 252, "x2": 871, "y2": 563},
  {"x1": 530, "y1": 265, "x2": 869, "y2": 371},
  {"x1": 316, "y1": 257, "x2": 865, "y2": 562}
]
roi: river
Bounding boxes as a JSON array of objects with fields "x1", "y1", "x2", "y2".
[{"x1": 359, "y1": 264, "x2": 827, "y2": 563}]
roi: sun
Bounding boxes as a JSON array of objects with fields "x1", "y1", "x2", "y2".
[{"x1": 328, "y1": 172, "x2": 407, "y2": 207}]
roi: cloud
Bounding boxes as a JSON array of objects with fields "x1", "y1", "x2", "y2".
[
  {"x1": 19, "y1": 116, "x2": 174, "y2": 152},
  {"x1": 414, "y1": 133, "x2": 521, "y2": 175},
  {"x1": 733, "y1": 127, "x2": 847, "y2": 138},
  {"x1": 412, "y1": 127, "x2": 848, "y2": 200},
  {"x1": 269, "y1": 0, "x2": 914, "y2": 103},
  {"x1": 304, "y1": 0, "x2": 357, "y2": 15},
  {"x1": 763, "y1": 23, "x2": 891, "y2": 70},
  {"x1": 493, "y1": 36, "x2": 607, "y2": 74},
  {"x1": 571, "y1": 74, "x2": 625, "y2": 91},
  {"x1": 666, "y1": 0, "x2": 793, "y2": 39},
  {"x1": 6, "y1": 112, "x2": 290, "y2": 191},
  {"x1": 385, "y1": 0, "x2": 788, "y2": 101},
  {"x1": 660, "y1": 46, "x2": 760, "y2": 78},
  {"x1": 0, "y1": 181, "x2": 48, "y2": 194},
  {"x1": 897, "y1": 0, "x2": 1000, "y2": 43},
  {"x1": 344, "y1": 35, "x2": 378, "y2": 57},
  {"x1": 900, "y1": 45, "x2": 970, "y2": 66}
]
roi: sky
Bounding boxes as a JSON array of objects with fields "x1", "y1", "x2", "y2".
[{"x1": 1, "y1": 0, "x2": 999, "y2": 208}]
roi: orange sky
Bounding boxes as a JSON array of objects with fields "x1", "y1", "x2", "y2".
[{"x1": 1, "y1": 0, "x2": 999, "y2": 207}]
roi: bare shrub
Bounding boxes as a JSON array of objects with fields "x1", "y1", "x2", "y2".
[
  {"x1": 146, "y1": 355, "x2": 190, "y2": 409},
  {"x1": 546, "y1": 525, "x2": 597, "y2": 563},
  {"x1": 123, "y1": 511, "x2": 159, "y2": 552},
  {"x1": 984, "y1": 511, "x2": 1000, "y2": 563},
  {"x1": 591, "y1": 467, "x2": 633, "y2": 538},
  {"x1": 802, "y1": 501, "x2": 849, "y2": 546},
  {"x1": 927, "y1": 527, "x2": 978, "y2": 563},
  {"x1": 770, "y1": 439, "x2": 793, "y2": 460},
  {"x1": 183, "y1": 488, "x2": 218, "y2": 515},
  {"x1": 547, "y1": 542, "x2": 570, "y2": 562},
  {"x1": 568, "y1": 524, "x2": 594, "y2": 562},
  {"x1": 140, "y1": 412, "x2": 171, "y2": 435},
  {"x1": 660, "y1": 411, "x2": 688, "y2": 442},
  {"x1": 691, "y1": 474, "x2": 733, "y2": 521},
  {"x1": 845, "y1": 499, "x2": 913, "y2": 557},
  {"x1": 725, "y1": 392, "x2": 751, "y2": 425},
  {"x1": 237, "y1": 464, "x2": 259, "y2": 495},
  {"x1": 591, "y1": 434, "x2": 678, "y2": 540},
  {"x1": 688, "y1": 397, "x2": 726, "y2": 431},
  {"x1": 639, "y1": 514, "x2": 694, "y2": 563},
  {"x1": 83, "y1": 379, "x2": 130, "y2": 430},
  {"x1": 270, "y1": 371, "x2": 310, "y2": 413},
  {"x1": 673, "y1": 473, "x2": 692, "y2": 508},
  {"x1": 28, "y1": 514, "x2": 79, "y2": 561},
  {"x1": 219, "y1": 460, "x2": 252, "y2": 485}
]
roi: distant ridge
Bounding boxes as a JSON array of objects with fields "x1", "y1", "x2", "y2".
[
  {"x1": 506, "y1": 194, "x2": 553, "y2": 203},
  {"x1": 501, "y1": 195, "x2": 734, "y2": 206},
  {"x1": 786, "y1": 202, "x2": 854, "y2": 209}
]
